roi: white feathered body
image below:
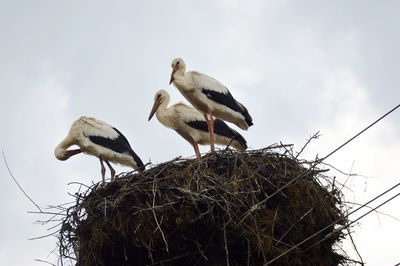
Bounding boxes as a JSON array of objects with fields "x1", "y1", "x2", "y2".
[
  {"x1": 153, "y1": 92, "x2": 246, "y2": 151},
  {"x1": 55, "y1": 116, "x2": 142, "y2": 169}
]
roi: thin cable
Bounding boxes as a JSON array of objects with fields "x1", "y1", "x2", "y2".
[
  {"x1": 304, "y1": 190, "x2": 400, "y2": 253},
  {"x1": 266, "y1": 182, "x2": 400, "y2": 264},
  {"x1": 347, "y1": 191, "x2": 400, "y2": 228},
  {"x1": 320, "y1": 103, "x2": 400, "y2": 162}
]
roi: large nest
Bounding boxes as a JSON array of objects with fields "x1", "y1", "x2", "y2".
[{"x1": 59, "y1": 146, "x2": 352, "y2": 265}]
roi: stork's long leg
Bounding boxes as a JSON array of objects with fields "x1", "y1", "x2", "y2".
[
  {"x1": 203, "y1": 112, "x2": 215, "y2": 153},
  {"x1": 193, "y1": 141, "x2": 201, "y2": 158},
  {"x1": 203, "y1": 109, "x2": 215, "y2": 152},
  {"x1": 105, "y1": 160, "x2": 116, "y2": 181},
  {"x1": 99, "y1": 157, "x2": 106, "y2": 184}
]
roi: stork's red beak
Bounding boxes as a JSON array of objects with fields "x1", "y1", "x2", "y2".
[
  {"x1": 148, "y1": 99, "x2": 161, "y2": 121},
  {"x1": 169, "y1": 65, "x2": 178, "y2": 85}
]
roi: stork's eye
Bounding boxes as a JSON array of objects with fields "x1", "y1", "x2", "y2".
[
  {"x1": 176, "y1": 61, "x2": 180, "y2": 66},
  {"x1": 157, "y1": 94, "x2": 162, "y2": 100}
]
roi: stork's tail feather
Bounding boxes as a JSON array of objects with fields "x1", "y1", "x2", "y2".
[
  {"x1": 246, "y1": 115, "x2": 253, "y2": 127},
  {"x1": 232, "y1": 130, "x2": 247, "y2": 150},
  {"x1": 138, "y1": 164, "x2": 145, "y2": 172},
  {"x1": 129, "y1": 150, "x2": 145, "y2": 172},
  {"x1": 240, "y1": 104, "x2": 253, "y2": 128}
]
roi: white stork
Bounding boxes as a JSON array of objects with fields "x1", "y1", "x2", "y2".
[
  {"x1": 148, "y1": 89, "x2": 247, "y2": 158},
  {"x1": 169, "y1": 57, "x2": 253, "y2": 152},
  {"x1": 54, "y1": 116, "x2": 144, "y2": 184}
]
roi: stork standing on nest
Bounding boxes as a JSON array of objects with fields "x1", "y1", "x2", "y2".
[
  {"x1": 169, "y1": 57, "x2": 253, "y2": 153},
  {"x1": 55, "y1": 116, "x2": 144, "y2": 184},
  {"x1": 148, "y1": 89, "x2": 247, "y2": 158}
]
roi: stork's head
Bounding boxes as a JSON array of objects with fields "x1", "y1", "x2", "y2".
[
  {"x1": 55, "y1": 147, "x2": 73, "y2": 161},
  {"x1": 170, "y1": 57, "x2": 186, "y2": 84},
  {"x1": 55, "y1": 150, "x2": 69, "y2": 160},
  {"x1": 148, "y1": 89, "x2": 169, "y2": 121}
]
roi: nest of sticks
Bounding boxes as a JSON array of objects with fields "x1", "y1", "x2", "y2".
[{"x1": 59, "y1": 145, "x2": 353, "y2": 265}]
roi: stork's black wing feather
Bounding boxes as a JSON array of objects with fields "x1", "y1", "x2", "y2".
[
  {"x1": 201, "y1": 88, "x2": 241, "y2": 113},
  {"x1": 89, "y1": 127, "x2": 144, "y2": 169},
  {"x1": 185, "y1": 119, "x2": 247, "y2": 149},
  {"x1": 201, "y1": 89, "x2": 253, "y2": 127},
  {"x1": 185, "y1": 120, "x2": 209, "y2": 132}
]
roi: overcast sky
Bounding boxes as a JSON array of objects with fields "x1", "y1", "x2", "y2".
[{"x1": 1, "y1": 1, "x2": 399, "y2": 265}]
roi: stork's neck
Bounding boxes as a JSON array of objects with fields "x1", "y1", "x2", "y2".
[
  {"x1": 54, "y1": 136, "x2": 73, "y2": 160},
  {"x1": 173, "y1": 71, "x2": 191, "y2": 91},
  {"x1": 155, "y1": 97, "x2": 175, "y2": 129}
]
